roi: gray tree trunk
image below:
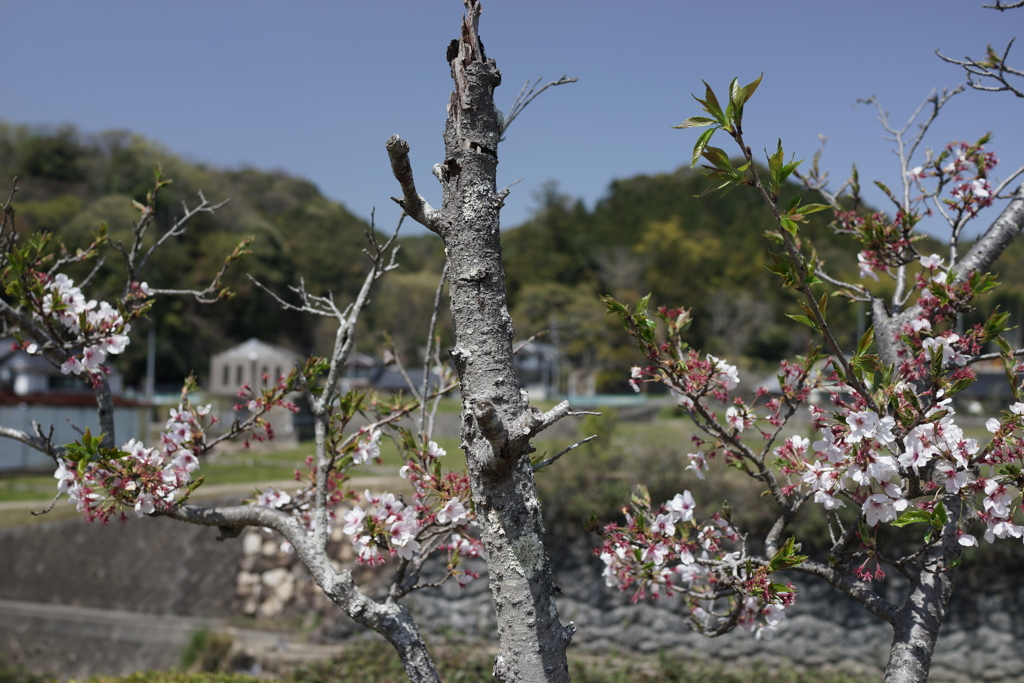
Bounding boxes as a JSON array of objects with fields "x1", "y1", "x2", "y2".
[
  {"x1": 882, "y1": 498, "x2": 964, "y2": 683},
  {"x1": 439, "y1": 7, "x2": 573, "y2": 681},
  {"x1": 387, "y1": 2, "x2": 574, "y2": 680}
]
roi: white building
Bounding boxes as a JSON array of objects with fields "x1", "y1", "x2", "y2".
[
  {"x1": 209, "y1": 338, "x2": 302, "y2": 442},
  {"x1": 209, "y1": 338, "x2": 299, "y2": 397}
]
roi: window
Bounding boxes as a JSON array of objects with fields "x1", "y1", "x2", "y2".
[
  {"x1": 222, "y1": 364, "x2": 229, "y2": 388},
  {"x1": 236, "y1": 365, "x2": 243, "y2": 386}
]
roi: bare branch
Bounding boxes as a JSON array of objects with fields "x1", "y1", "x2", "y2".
[
  {"x1": 937, "y1": 38, "x2": 1024, "y2": 99},
  {"x1": 499, "y1": 75, "x2": 578, "y2": 142},
  {"x1": 531, "y1": 435, "x2": 597, "y2": 472},
  {"x1": 962, "y1": 347, "x2": 1024, "y2": 365},
  {"x1": 247, "y1": 275, "x2": 340, "y2": 318},
  {"x1": 389, "y1": 337, "x2": 423, "y2": 403},
  {"x1": 149, "y1": 234, "x2": 251, "y2": 304},
  {"x1": 386, "y1": 135, "x2": 441, "y2": 233},
  {"x1": 136, "y1": 192, "x2": 231, "y2": 278},
  {"x1": 792, "y1": 559, "x2": 898, "y2": 624},
  {"x1": 513, "y1": 330, "x2": 547, "y2": 355},
  {"x1": 816, "y1": 265, "x2": 871, "y2": 299},
  {"x1": 30, "y1": 492, "x2": 62, "y2": 517},
  {"x1": 419, "y1": 263, "x2": 449, "y2": 435},
  {"x1": 0, "y1": 424, "x2": 62, "y2": 457},
  {"x1": 994, "y1": 164, "x2": 1024, "y2": 197},
  {"x1": 954, "y1": 183, "x2": 1024, "y2": 282},
  {"x1": 517, "y1": 400, "x2": 579, "y2": 440}
]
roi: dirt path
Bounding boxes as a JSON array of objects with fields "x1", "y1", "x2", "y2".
[{"x1": 0, "y1": 597, "x2": 343, "y2": 679}]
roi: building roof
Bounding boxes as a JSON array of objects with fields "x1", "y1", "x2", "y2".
[{"x1": 211, "y1": 338, "x2": 299, "y2": 363}]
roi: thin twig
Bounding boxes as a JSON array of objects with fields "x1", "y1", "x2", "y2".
[
  {"x1": 499, "y1": 75, "x2": 578, "y2": 142},
  {"x1": 532, "y1": 435, "x2": 597, "y2": 471},
  {"x1": 994, "y1": 164, "x2": 1024, "y2": 198},
  {"x1": 31, "y1": 492, "x2": 62, "y2": 516},
  {"x1": 513, "y1": 330, "x2": 547, "y2": 355},
  {"x1": 419, "y1": 263, "x2": 449, "y2": 435}
]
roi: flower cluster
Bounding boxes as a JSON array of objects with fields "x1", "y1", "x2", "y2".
[
  {"x1": 908, "y1": 139, "x2": 998, "y2": 220},
  {"x1": 342, "y1": 490, "x2": 423, "y2": 564},
  {"x1": 53, "y1": 402, "x2": 213, "y2": 524},
  {"x1": 30, "y1": 274, "x2": 147, "y2": 381},
  {"x1": 599, "y1": 488, "x2": 792, "y2": 640},
  {"x1": 307, "y1": 434, "x2": 483, "y2": 586},
  {"x1": 234, "y1": 372, "x2": 300, "y2": 447}
]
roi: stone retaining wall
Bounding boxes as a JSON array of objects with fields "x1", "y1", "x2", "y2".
[{"x1": 4, "y1": 511, "x2": 1024, "y2": 681}]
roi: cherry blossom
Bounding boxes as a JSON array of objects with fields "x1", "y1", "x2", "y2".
[
  {"x1": 629, "y1": 365, "x2": 642, "y2": 393},
  {"x1": 437, "y1": 497, "x2": 469, "y2": 525},
  {"x1": 352, "y1": 428, "x2": 382, "y2": 465},
  {"x1": 862, "y1": 493, "x2": 909, "y2": 527},
  {"x1": 686, "y1": 452, "x2": 708, "y2": 480},
  {"x1": 666, "y1": 491, "x2": 696, "y2": 522},
  {"x1": 706, "y1": 354, "x2": 740, "y2": 391}
]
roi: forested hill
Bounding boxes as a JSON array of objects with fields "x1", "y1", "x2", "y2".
[
  {"x1": 0, "y1": 123, "x2": 377, "y2": 388},
  {"x1": 3, "y1": 122, "x2": 1021, "y2": 393}
]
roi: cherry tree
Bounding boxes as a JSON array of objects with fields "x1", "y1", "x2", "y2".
[
  {"x1": 600, "y1": 60, "x2": 1024, "y2": 683},
  {"x1": 3, "y1": 2, "x2": 583, "y2": 682}
]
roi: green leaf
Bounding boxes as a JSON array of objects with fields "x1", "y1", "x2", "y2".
[
  {"x1": 693, "y1": 81, "x2": 725, "y2": 124},
  {"x1": 767, "y1": 536, "x2": 808, "y2": 572},
  {"x1": 703, "y1": 81, "x2": 724, "y2": 120},
  {"x1": 636, "y1": 317, "x2": 657, "y2": 343},
  {"x1": 891, "y1": 510, "x2": 932, "y2": 527},
  {"x1": 856, "y1": 326, "x2": 875, "y2": 357},
  {"x1": 767, "y1": 139, "x2": 784, "y2": 189},
  {"x1": 737, "y1": 73, "x2": 763, "y2": 107},
  {"x1": 780, "y1": 160, "x2": 802, "y2": 185},
  {"x1": 691, "y1": 127, "x2": 717, "y2": 168},
  {"x1": 779, "y1": 219, "x2": 798, "y2": 236},
  {"x1": 996, "y1": 336, "x2": 1012, "y2": 356},
  {"x1": 931, "y1": 502, "x2": 947, "y2": 528},
  {"x1": 701, "y1": 146, "x2": 733, "y2": 172},
  {"x1": 786, "y1": 314, "x2": 819, "y2": 331},
  {"x1": 697, "y1": 180, "x2": 733, "y2": 198},
  {"x1": 874, "y1": 180, "x2": 900, "y2": 207},
  {"x1": 797, "y1": 203, "x2": 831, "y2": 216},
  {"x1": 673, "y1": 116, "x2": 718, "y2": 129},
  {"x1": 601, "y1": 295, "x2": 629, "y2": 316},
  {"x1": 726, "y1": 77, "x2": 741, "y2": 119},
  {"x1": 946, "y1": 376, "x2": 976, "y2": 396},
  {"x1": 636, "y1": 293, "x2": 652, "y2": 314}
]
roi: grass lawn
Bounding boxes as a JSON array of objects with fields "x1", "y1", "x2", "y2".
[{"x1": 0, "y1": 474, "x2": 58, "y2": 502}]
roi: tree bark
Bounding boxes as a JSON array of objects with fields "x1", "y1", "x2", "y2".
[
  {"x1": 388, "y1": 2, "x2": 575, "y2": 680},
  {"x1": 882, "y1": 498, "x2": 963, "y2": 683}
]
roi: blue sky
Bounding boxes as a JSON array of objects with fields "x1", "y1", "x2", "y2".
[{"x1": 4, "y1": 1, "x2": 1021, "y2": 237}]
